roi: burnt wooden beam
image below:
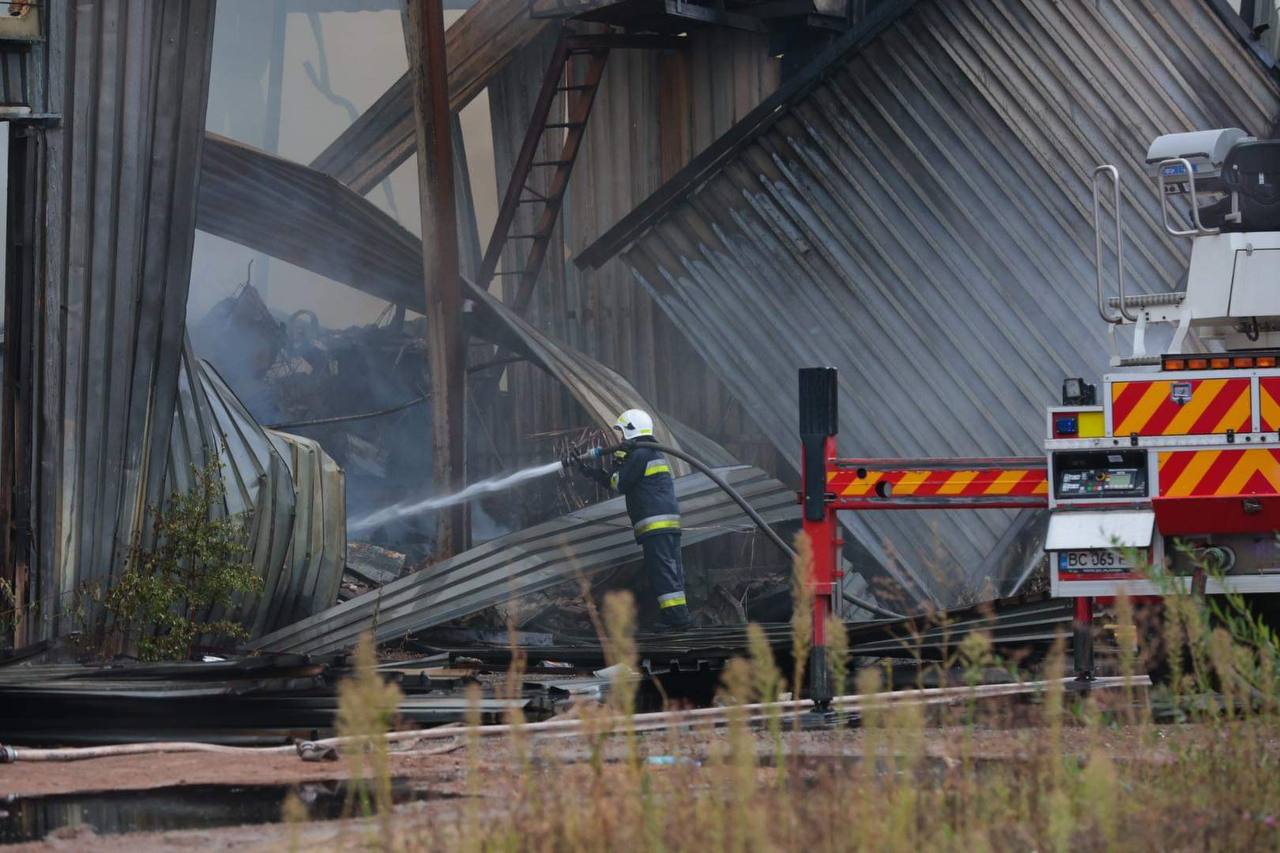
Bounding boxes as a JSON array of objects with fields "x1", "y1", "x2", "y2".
[
  {"x1": 309, "y1": 0, "x2": 551, "y2": 195},
  {"x1": 404, "y1": 0, "x2": 470, "y2": 556}
]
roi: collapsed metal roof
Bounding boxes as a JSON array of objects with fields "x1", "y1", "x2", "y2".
[
  {"x1": 0, "y1": 653, "x2": 536, "y2": 745},
  {"x1": 196, "y1": 132, "x2": 698, "y2": 473},
  {"x1": 579, "y1": 0, "x2": 1280, "y2": 602},
  {"x1": 252, "y1": 465, "x2": 797, "y2": 654}
]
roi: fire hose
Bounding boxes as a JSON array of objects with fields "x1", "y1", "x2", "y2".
[
  {"x1": 0, "y1": 677, "x2": 1144, "y2": 762},
  {"x1": 564, "y1": 441, "x2": 903, "y2": 620}
]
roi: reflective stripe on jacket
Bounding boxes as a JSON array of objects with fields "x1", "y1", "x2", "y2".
[{"x1": 605, "y1": 439, "x2": 680, "y2": 541}]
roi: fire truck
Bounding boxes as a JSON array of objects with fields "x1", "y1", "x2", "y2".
[
  {"x1": 798, "y1": 128, "x2": 1280, "y2": 698},
  {"x1": 1044, "y1": 129, "x2": 1280, "y2": 651}
]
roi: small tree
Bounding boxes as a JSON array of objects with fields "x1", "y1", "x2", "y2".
[{"x1": 104, "y1": 456, "x2": 262, "y2": 660}]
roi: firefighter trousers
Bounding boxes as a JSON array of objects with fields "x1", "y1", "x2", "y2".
[{"x1": 641, "y1": 531, "x2": 689, "y2": 628}]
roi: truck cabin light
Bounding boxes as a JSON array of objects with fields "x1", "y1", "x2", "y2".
[
  {"x1": 1061, "y1": 377, "x2": 1096, "y2": 406},
  {"x1": 1162, "y1": 352, "x2": 1280, "y2": 371}
]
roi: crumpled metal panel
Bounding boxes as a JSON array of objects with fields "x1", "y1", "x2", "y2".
[
  {"x1": 269, "y1": 432, "x2": 347, "y2": 629},
  {"x1": 251, "y1": 465, "x2": 798, "y2": 654},
  {"x1": 199, "y1": 134, "x2": 425, "y2": 310},
  {"x1": 167, "y1": 340, "x2": 347, "y2": 638},
  {"x1": 586, "y1": 0, "x2": 1280, "y2": 603},
  {"x1": 168, "y1": 341, "x2": 297, "y2": 638},
  {"x1": 195, "y1": 131, "x2": 694, "y2": 471}
]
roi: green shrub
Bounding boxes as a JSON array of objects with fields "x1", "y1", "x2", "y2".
[{"x1": 101, "y1": 456, "x2": 261, "y2": 660}]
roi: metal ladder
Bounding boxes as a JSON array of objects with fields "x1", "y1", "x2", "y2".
[{"x1": 477, "y1": 29, "x2": 610, "y2": 316}]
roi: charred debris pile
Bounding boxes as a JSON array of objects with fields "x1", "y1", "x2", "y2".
[
  {"x1": 0, "y1": 595, "x2": 1077, "y2": 747},
  {"x1": 189, "y1": 284, "x2": 796, "y2": 638}
]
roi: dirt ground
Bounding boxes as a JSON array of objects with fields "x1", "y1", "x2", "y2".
[
  {"x1": 3, "y1": 748, "x2": 470, "y2": 799},
  {"x1": 4, "y1": 727, "x2": 1164, "y2": 799},
  {"x1": 2, "y1": 719, "x2": 1190, "y2": 852}
]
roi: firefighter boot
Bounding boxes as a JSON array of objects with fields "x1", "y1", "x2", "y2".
[{"x1": 659, "y1": 603, "x2": 691, "y2": 630}]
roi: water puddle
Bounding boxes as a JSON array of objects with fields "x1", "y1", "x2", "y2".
[{"x1": 0, "y1": 778, "x2": 455, "y2": 845}]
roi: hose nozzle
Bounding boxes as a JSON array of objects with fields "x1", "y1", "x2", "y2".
[
  {"x1": 561, "y1": 445, "x2": 602, "y2": 470},
  {"x1": 561, "y1": 441, "x2": 634, "y2": 470}
]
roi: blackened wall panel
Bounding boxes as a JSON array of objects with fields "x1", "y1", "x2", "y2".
[{"x1": 3, "y1": 1, "x2": 217, "y2": 644}]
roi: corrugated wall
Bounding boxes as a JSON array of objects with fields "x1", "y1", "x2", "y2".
[
  {"x1": 488, "y1": 27, "x2": 782, "y2": 468},
  {"x1": 604, "y1": 0, "x2": 1280, "y2": 603},
  {"x1": 2, "y1": 1, "x2": 217, "y2": 644}
]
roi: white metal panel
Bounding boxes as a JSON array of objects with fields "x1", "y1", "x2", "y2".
[
  {"x1": 1229, "y1": 247, "x2": 1280, "y2": 316},
  {"x1": 1045, "y1": 510, "x2": 1155, "y2": 550},
  {"x1": 1185, "y1": 233, "x2": 1238, "y2": 317}
]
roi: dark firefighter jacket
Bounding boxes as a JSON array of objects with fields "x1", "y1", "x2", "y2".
[{"x1": 585, "y1": 438, "x2": 680, "y2": 541}]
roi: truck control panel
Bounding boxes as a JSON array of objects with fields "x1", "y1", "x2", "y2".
[{"x1": 1053, "y1": 450, "x2": 1148, "y2": 500}]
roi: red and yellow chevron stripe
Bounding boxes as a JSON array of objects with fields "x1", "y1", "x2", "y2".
[
  {"x1": 826, "y1": 467, "x2": 1048, "y2": 498},
  {"x1": 1260, "y1": 378, "x2": 1280, "y2": 431},
  {"x1": 1157, "y1": 448, "x2": 1280, "y2": 498},
  {"x1": 1111, "y1": 378, "x2": 1250, "y2": 436}
]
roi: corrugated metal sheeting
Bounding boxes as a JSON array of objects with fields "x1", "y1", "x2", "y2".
[
  {"x1": 488, "y1": 26, "x2": 784, "y2": 471},
  {"x1": 199, "y1": 133, "x2": 425, "y2": 310},
  {"x1": 1, "y1": 2, "x2": 218, "y2": 644},
  {"x1": 252, "y1": 465, "x2": 797, "y2": 654},
  {"x1": 270, "y1": 433, "x2": 346, "y2": 628},
  {"x1": 0, "y1": 0, "x2": 347, "y2": 646},
  {"x1": 169, "y1": 342, "x2": 347, "y2": 636},
  {"x1": 586, "y1": 0, "x2": 1280, "y2": 602},
  {"x1": 168, "y1": 341, "x2": 294, "y2": 637}
]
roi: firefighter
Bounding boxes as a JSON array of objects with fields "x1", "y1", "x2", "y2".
[{"x1": 578, "y1": 409, "x2": 691, "y2": 629}]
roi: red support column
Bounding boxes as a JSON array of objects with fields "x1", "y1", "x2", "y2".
[
  {"x1": 803, "y1": 434, "x2": 840, "y2": 705},
  {"x1": 799, "y1": 366, "x2": 840, "y2": 708}
]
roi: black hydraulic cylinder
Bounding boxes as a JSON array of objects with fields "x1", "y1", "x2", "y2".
[
  {"x1": 799, "y1": 367, "x2": 838, "y2": 522},
  {"x1": 808, "y1": 646, "x2": 831, "y2": 704}
]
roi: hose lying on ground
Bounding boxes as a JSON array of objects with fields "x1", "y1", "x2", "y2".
[{"x1": 0, "y1": 676, "x2": 1144, "y2": 762}]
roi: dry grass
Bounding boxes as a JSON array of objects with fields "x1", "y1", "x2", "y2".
[{"x1": 314, "y1": 541, "x2": 1280, "y2": 852}]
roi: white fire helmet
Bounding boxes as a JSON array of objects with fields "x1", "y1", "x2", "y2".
[{"x1": 612, "y1": 409, "x2": 654, "y2": 441}]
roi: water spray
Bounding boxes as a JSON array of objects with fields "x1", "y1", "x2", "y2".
[
  {"x1": 349, "y1": 461, "x2": 564, "y2": 532},
  {"x1": 353, "y1": 437, "x2": 901, "y2": 620}
]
